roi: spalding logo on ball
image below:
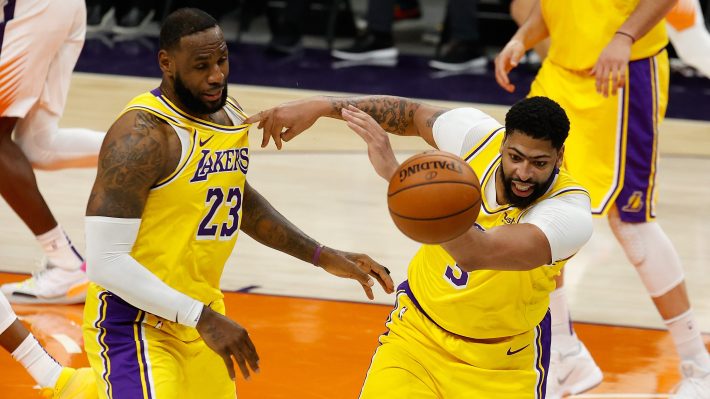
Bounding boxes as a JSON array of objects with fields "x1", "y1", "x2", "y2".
[{"x1": 387, "y1": 150, "x2": 481, "y2": 244}]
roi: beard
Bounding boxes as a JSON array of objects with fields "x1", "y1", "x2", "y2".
[
  {"x1": 174, "y1": 74, "x2": 228, "y2": 115},
  {"x1": 501, "y1": 165, "x2": 558, "y2": 209}
]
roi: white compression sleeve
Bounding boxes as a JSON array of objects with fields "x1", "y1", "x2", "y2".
[{"x1": 85, "y1": 216, "x2": 204, "y2": 327}]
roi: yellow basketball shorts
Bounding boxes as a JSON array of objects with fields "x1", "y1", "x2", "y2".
[
  {"x1": 83, "y1": 284, "x2": 235, "y2": 399},
  {"x1": 359, "y1": 286, "x2": 551, "y2": 399},
  {"x1": 530, "y1": 51, "x2": 669, "y2": 222}
]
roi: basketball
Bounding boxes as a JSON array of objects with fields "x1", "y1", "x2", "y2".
[{"x1": 387, "y1": 150, "x2": 482, "y2": 244}]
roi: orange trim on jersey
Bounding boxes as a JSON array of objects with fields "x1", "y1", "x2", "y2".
[{"x1": 0, "y1": 54, "x2": 25, "y2": 114}]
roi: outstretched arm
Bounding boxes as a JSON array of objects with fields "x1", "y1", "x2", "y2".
[
  {"x1": 246, "y1": 95, "x2": 448, "y2": 150},
  {"x1": 240, "y1": 181, "x2": 394, "y2": 299}
]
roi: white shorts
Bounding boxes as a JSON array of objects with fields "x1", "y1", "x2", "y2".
[{"x1": 0, "y1": 0, "x2": 85, "y2": 134}]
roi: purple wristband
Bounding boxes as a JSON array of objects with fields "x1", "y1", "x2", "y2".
[{"x1": 312, "y1": 244, "x2": 324, "y2": 266}]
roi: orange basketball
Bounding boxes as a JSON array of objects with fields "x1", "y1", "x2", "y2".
[{"x1": 387, "y1": 150, "x2": 481, "y2": 244}]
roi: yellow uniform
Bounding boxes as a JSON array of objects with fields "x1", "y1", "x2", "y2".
[
  {"x1": 83, "y1": 89, "x2": 249, "y2": 399},
  {"x1": 531, "y1": 0, "x2": 669, "y2": 221},
  {"x1": 360, "y1": 125, "x2": 590, "y2": 399}
]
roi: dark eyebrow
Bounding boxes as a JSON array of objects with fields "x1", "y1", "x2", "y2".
[{"x1": 509, "y1": 147, "x2": 551, "y2": 160}]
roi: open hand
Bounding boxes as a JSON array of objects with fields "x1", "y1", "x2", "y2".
[
  {"x1": 197, "y1": 307, "x2": 260, "y2": 381},
  {"x1": 341, "y1": 105, "x2": 399, "y2": 180},
  {"x1": 590, "y1": 34, "x2": 632, "y2": 97},
  {"x1": 494, "y1": 39, "x2": 526, "y2": 93},
  {"x1": 318, "y1": 246, "x2": 395, "y2": 300},
  {"x1": 245, "y1": 98, "x2": 324, "y2": 150}
]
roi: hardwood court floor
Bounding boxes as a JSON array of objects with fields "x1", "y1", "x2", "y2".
[
  {"x1": 0, "y1": 73, "x2": 709, "y2": 397},
  {"x1": 1, "y1": 272, "x2": 708, "y2": 398}
]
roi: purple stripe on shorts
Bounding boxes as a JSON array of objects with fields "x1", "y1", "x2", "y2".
[
  {"x1": 100, "y1": 292, "x2": 150, "y2": 399},
  {"x1": 0, "y1": 0, "x2": 17, "y2": 53},
  {"x1": 397, "y1": 280, "x2": 454, "y2": 334},
  {"x1": 615, "y1": 56, "x2": 658, "y2": 222},
  {"x1": 536, "y1": 310, "x2": 551, "y2": 399}
]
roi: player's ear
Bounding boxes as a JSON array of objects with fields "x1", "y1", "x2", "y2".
[
  {"x1": 556, "y1": 145, "x2": 565, "y2": 168},
  {"x1": 158, "y1": 50, "x2": 173, "y2": 77}
]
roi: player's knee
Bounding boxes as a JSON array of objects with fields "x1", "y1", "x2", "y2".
[
  {"x1": 15, "y1": 135, "x2": 60, "y2": 169},
  {"x1": 609, "y1": 210, "x2": 685, "y2": 297},
  {"x1": 608, "y1": 210, "x2": 646, "y2": 265}
]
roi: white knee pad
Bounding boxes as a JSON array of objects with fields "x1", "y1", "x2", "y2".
[
  {"x1": 608, "y1": 210, "x2": 685, "y2": 297},
  {"x1": 0, "y1": 293, "x2": 18, "y2": 333}
]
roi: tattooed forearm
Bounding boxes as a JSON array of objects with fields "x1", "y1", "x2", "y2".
[
  {"x1": 86, "y1": 111, "x2": 169, "y2": 218},
  {"x1": 240, "y1": 182, "x2": 319, "y2": 265},
  {"x1": 327, "y1": 96, "x2": 421, "y2": 136}
]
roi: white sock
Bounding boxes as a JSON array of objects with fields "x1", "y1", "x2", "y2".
[
  {"x1": 550, "y1": 287, "x2": 579, "y2": 353},
  {"x1": 665, "y1": 309, "x2": 710, "y2": 370},
  {"x1": 36, "y1": 225, "x2": 83, "y2": 271},
  {"x1": 11, "y1": 334, "x2": 63, "y2": 388}
]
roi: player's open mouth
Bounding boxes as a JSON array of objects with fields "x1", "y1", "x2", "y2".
[{"x1": 511, "y1": 181, "x2": 534, "y2": 197}]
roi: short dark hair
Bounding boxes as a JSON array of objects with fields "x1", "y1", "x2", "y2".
[
  {"x1": 504, "y1": 96, "x2": 570, "y2": 150},
  {"x1": 159, "y1": 8, "x2": 218, "y2": 51}
]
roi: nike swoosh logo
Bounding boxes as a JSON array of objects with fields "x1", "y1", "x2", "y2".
[
  {"x1": 200, "y1": 135, "x2": 214, "y2": 146},
  {"x1": 506, "y1": 344, "x2": 530, "y2": 355}
]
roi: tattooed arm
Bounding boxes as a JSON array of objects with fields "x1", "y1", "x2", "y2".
[
  {"x1": 84, "y1": 110, "x2": 260, "y2": 380},
  {"x1": 86, "y1": 110, "x2": 177, "y2": 217},
  {"x1": 245, "y1": 95, "x2": 449, "y2": 149},
  {"x1": 240, "y1": 181, "x2": 395, "y2": 299}
]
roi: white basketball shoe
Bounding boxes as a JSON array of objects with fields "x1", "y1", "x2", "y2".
[
  {"x1": 1, "y1": 260, "x2": 88, "y2": 304},
  {"x1": 546, "y1": 341, "x2": 603, "y2": 399},
  {"x1": 673, "y1": 361, "x2": 710, "y2": 398}
]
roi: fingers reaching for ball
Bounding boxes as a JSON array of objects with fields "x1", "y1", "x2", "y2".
[{"x1": 341, "y1": 105, "x2": 400, "y2": 181}]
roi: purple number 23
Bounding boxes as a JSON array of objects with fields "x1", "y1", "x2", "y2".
[{"x1": 197, "y1": 187, "x2": 242, "y2": 240}]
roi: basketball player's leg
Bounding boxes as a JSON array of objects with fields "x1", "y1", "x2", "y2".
[
  {"x1": 1, "y1": 0, "x2": 96, "y2": 305},
  {"x1": 359, "y1": 341, "x2": 437, "y2": 399},
  {"x1": 0, "y1": 291, "x2": 68, "y2": 390},
  {"x1": 546, "y1": 273, "x2": 602, "y2": 399},
  {"x1": 13, "y1": 0, "x2": 104, "y2": 171},
  {"x1": 183, "y1": 338, "x2": 237, "y2": 399},
  {"x1": 0, "y1": 115, "x2": 86, "y2": 304},
  {"x1": 359, "y1": 292, "x2": 438, "y2": 399},
  {"x1": 666, "y1": 0, "x2": 710, "y2": 78},
  {"x1": 528, "y1": 61, "x2": 604, "y2": 398},
  {"x1": 610, "y1": 51, "x2": 710, "y2": 395},
  {"x1": 83, "y1": 289, "x2": 178, "y2": 399}
]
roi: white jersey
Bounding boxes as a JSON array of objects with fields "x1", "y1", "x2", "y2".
[{"x1": 0, "y1": 0, "x2": 86, "y2": 118}]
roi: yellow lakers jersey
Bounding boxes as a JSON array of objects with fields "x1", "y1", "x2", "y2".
[
  {"x1": 542, "y1": 0, "x2": 668, "y2": 71},
  {"x1": 116, "y1": 89, "x2": 249, "y2": 307},
  {"x1": 408, "y1": 128, "x2": 588, "y2": 339}
]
